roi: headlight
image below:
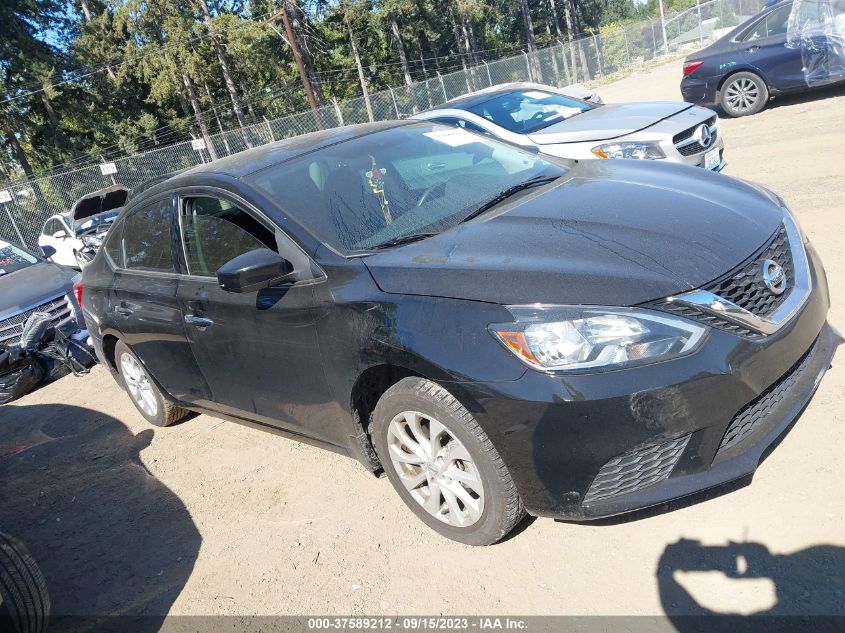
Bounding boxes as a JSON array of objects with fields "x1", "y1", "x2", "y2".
[
  {"x1": 591, "y1": 142, "x2": 665, "y2": 160},
  {"x1": 491, "y1": 306, "x2": 705, "y2": 371}
]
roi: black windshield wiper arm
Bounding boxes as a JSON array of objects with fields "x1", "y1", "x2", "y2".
[
  {"x1": 460, "y1": 174, "x2": 560, "y2": 224},
  {"x1": 366, "y1": 231, "x2": 440, "y2": 251}
]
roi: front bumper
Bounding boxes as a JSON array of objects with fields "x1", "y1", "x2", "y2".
[{"x1": 449, "y1": 243, "x2": 835, "y2": 520}]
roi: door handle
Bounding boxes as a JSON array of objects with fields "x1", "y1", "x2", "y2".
[
  {"x1": 746, "y1": 45, "x2": 759, "y2": 53},
  {"x1": 184, "y1": 314, "x2": 214, "y2": 329},
  {"x1": 426, "y1": 161, "x2": 446, "y2": 171},
  {"x1": 113, "y1": 305, "x2": 133, "y2": 317}
]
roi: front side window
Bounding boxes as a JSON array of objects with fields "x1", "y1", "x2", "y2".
[
  {"x1": 123, "y1": 199, "x2": 175, "y2": 272},
  {"x1": 248, "y1": 123, "x2": 566, "y2": 253},
  {"x1": 180, "y1": 196, "x2": 277, "y2": 277},
  {"x1": 467, "y1": 90, "x2": 593, "y2": 134},
  {"x1": 742, "y1": 5, "x2": 792, "y2": 40}
]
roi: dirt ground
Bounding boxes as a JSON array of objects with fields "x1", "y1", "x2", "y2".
[{"x1": 2, "y1": 59, "x2": 845, "y2": 619}]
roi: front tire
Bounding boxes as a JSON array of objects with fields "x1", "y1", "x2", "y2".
[
  {"x1": 371, "y1": 377, "x2": 525, "y2": 545},
  {"x1": 720, "y1": 71, "x2": 769, "y2": 117},
  {"x1": 115, "y1": 341, "x2": 187, "y2": 427}
]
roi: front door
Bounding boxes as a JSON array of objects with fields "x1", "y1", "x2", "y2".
[
  {"x1": 111, "y1": 196, "x2": 212, "y2": 405},
  {"x1": 174, "y1": 192, "x2": 337, "y2": 442},
  {"x1": 740, "y1": 4, "x2": 805, "y2": 91}
]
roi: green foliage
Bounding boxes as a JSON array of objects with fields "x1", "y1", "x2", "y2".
[{"x1": 1, "y1": 0, "x2": 655, "y2": 183}]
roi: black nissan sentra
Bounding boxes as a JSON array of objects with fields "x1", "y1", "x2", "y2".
[{"x1": 80, "y1": 121, "x2": 835, "y2": 545}]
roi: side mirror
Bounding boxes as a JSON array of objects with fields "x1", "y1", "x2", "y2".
[
  {"x1": 41, "y1": 245, "x2": 56, "y2": 259},
  {"x1": 216, "y1": 248, "x2": 293, "y2": 293}
]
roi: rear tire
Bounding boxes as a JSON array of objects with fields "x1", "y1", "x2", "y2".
[
  {"x1": 720, "y1": 71, "x2": 769, "y2": 117},
  {"x1": 0, "y1": 532, "x2": 50, "y2": 633},
  {"x1": 371, "y1": 377, "x2": 525, "y2": 545},
  {"x1": 115, "y1": 341, "x2": 187, "y2": 427}
]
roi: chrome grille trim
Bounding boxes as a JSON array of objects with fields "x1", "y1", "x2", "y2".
[
  {"x1": 660, "y1": 208, "x2": 811, "y2": 337},
  {"x1": 0, "y1": 294, "x2": 74, "y2": 347},
  {"x1": 673, "y1": 116, "x2": 719, "y2": 155}
]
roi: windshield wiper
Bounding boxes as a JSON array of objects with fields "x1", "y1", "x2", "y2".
[
  {"x1": 460, "y1": 174, "x2": 560, "y2": 224},
  {"x1": 367, "y1": 231, "x2": 440, "y2": 251}
]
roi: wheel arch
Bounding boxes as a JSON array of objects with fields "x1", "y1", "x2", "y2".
[{"x1": 717, "y1": 66, "x2": 770, "y2": 95}]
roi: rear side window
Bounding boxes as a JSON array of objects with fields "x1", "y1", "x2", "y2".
[
  {"x1": 103, "y1": 219, "x2": 124, "y2": 266},
  {"x1": 180, "y1": 196, "x2": 276, "y2": 277},
  {"x1": 122, "y1": 199, "x2": 175, "y2": 272}
]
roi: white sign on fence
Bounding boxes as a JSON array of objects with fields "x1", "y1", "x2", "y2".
[
  {"x1": 99, "y1": 162, "x2": 118, "y2": 175},
  {"x1": 0, "y1": 190, "x2": 11, "y2": 204},
  {"x1": 191, "y1": 138, "x2": 207, "y2": 151}
]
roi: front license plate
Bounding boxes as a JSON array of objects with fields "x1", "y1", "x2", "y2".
[{"x1": 704, "y1": 148, "x2": 721, "y2": 170}]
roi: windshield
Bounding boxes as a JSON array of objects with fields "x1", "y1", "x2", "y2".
[
  {"x1": 468, "y1": 90, "x2": 593, "y2": 134},
  {"x1": 248, "y1": 123, "x2": 567, "y2": 253},
  {"x1": 75, "y1": 209, "x2": 120, "y2": 235},
  {"x1": 0, "y1": 241, "x2": 39, "y2": 276}
]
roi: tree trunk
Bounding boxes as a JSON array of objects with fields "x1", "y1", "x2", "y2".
[
  {"x1": 198, "y1": 0, "x2": 251, "y2": 146},
  {"x1": 389, "y1": 16, "x2": 413, "y2": 88},
  {"x1": 563, "y1": 0, "x2": 588, "y2": 81},
  {"x1": 545, "y1": 22, "x2": 562, "y2": 86},
  {"x1": 239, "y1": 79, "x2": 255, "y2": 121},
  {"x1": 79, "y1": 0, "x2": 93, "y2": 21},
  {"x1": 520, "y1": 0, "x2": 542, "y2": 82},
  {"x1": 41, "y1": 94, "x2": 60, "y2": 129},
  {"x1": 347, "y1": 18, "x2": 374, "y2": 122},
  {"x1": 285, "y1": 0, "x2": 325, "y2": 107},
  {"x1": 450, "y1": 8, "x2": 472, "y2": 90},
  {"x1": 5, "y1": 129, "x2": 35, "y2": 179},
  {"x1": 182, "y1": 73, "x2": 218, "y2": 160}
]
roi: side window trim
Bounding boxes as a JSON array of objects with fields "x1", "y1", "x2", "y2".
[{"x1": 174, "y1": 186, "x2": 324, "y2": 283}]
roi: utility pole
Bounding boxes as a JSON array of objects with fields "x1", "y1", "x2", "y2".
[
  {"x1": 658, "y1": 0, "x2": 669, "y2": 55},
  {"x1": 263, "y1": 9, "x2": 321, "y2": 119}
]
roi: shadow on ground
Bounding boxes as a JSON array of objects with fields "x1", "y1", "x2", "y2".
[
  {"x1": 0, "y1": 403, "x2": 200, "y2": 629},
  {"x1": 658, "y1": 538, "x2": 845, "y2": 620}
]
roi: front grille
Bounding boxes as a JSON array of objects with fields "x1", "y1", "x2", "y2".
[
  {"x1": 706, "y1": 223, "x2": 794, "y2": 318},
  {"x1": 0, "y1": 295, "x2": 74, "y2": 348},
  {"x1": 583, "y1": 435, "x2": 691, "y2": 504},
  {"x1": 652, "y1": 222, "x2": 795, "y2": 338},
  {"x1": 673, "y1": 115, "x2": 718, "y2": 156},
  {"x1": 718, "y1": 339, "x2": 817, "y2": 454}
]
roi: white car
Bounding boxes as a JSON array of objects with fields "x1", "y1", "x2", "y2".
[
  {"x1": 38, "y1": 185, "x2": 128, "y2": 269},
  {"x1": 38, "y1": 214, "x2": 81, "y2": 268},
  {"x1": 411, "y1": 82, "x2": 725, "y2": 170}
]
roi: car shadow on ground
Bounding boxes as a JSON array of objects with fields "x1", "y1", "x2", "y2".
[
  {"x1": 657, "y1": 538, "x2": 845, "y2": 621},
  {"x1": 0, "y1": 403, "x2": 200, "y2": 630}
]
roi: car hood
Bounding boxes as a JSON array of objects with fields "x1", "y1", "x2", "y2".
[
  {"x1": 527, "y1": 102, "x2": 692, "y2": 144},
  {"x1": 362, "y1": 161, "x2": 783, "y2": 307},
  {"x1": 0, "y1": 262, "x2": 75, "y2": 320}
]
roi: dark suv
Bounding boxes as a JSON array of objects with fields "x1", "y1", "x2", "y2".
[{"x1": 81, "y1": 121, "x2": 835, "y2": 545}]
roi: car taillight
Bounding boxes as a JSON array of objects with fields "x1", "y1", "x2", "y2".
[
  {"x1": 683, "y1": 60, "x2": 704, "y2": 76},
  {"x1": 73, "y1": 280, "x2": 84, "y2": 308}
]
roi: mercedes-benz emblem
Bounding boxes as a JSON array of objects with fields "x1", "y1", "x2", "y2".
[
  {"x1": 762, "y1": 259, "x2": 787, "y2": 295},
  {"x1": 694, "y1": 123, "x2": 713, "y2": 148}
]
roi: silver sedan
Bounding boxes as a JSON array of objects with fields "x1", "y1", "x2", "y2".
[{"x1": 411, "y1": 82, "x2": 725, "y2": 171}]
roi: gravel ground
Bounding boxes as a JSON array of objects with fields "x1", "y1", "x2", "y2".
[{"x1": 2, "y1": 59, "x2": 844, "y2": 619}]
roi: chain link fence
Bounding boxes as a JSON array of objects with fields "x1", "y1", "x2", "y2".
[{"x1": 0, "y1": 0, "x2": 764, "y2": 249}]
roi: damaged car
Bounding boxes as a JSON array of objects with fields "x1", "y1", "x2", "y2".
[
  {"x1": 81, "y1": 122, "x2": 834, "y2": 545},
  {"x1": 38, "y1": 184, "x2": 128, "y2": 269}
]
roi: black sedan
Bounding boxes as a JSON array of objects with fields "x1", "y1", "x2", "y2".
[
  {"x1": 681, "y1": 0, "x2": 845, "y2": 116},
  {"x1": 80, "y1": 121, "x2": 834, "y2": 545}
]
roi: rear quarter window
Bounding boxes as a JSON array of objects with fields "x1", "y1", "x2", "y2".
[
  {"x1": 103, "y1": 218, "x2": 125, "y2": 267},
  {"x1": 122, "y1": 199, "x2": 175, "y2": 272}
]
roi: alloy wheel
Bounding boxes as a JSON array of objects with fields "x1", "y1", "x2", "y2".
[
  {"x1": 120, "y1": 352, "x2": 158, "y2": 417},
  {"x1": 725, "y1": 77, "x2": 760, "y2": 113},
  {"x1": 386, "y1": 410, "x2": 484, "y2": 527}
]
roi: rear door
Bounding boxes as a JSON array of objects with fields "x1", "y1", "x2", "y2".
[
  {"x1": 111, "y1": 195, "x2": 211, "y2": 405},
  {"x1": 173, "y1": 190, "x2": 337, "y2": 441},
  {"x1": 739, "y1": 4, "x2": 805, "y2": 90}
]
